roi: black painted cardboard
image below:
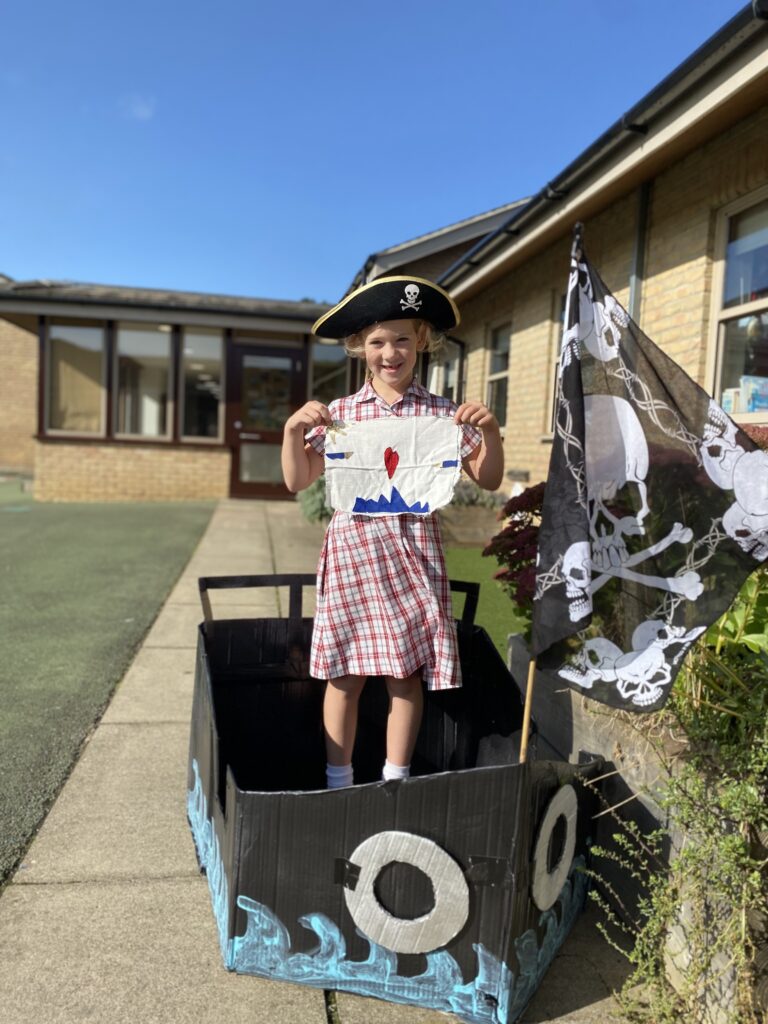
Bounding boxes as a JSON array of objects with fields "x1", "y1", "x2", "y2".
[{"x1": 187, "y1": 575, "x2": 599, "y2": 1024}]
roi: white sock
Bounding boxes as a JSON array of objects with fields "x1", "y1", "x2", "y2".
[
  {"x1": 326, "y1": 763, "x2": 353, "y2": 789},
  {"x1": 382, "y1": 759, "x2": 410, "y2": 781}
]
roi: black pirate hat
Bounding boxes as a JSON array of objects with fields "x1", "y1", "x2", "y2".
[{"x1": 312, "y1": 275, "x2": 460, "y2": 338}]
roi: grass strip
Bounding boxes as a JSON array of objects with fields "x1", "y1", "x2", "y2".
[{"x1": 444, "y1": 546, "x2": 528, "y2": 658}]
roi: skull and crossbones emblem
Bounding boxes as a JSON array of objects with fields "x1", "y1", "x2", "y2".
[{"x1": 400, "y1": 283, "x2": 422, "y2": 312}]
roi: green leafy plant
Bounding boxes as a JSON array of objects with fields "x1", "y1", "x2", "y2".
[
  {"x1": 297, "y1": 475, "x2": 333, "y2": 524},
  {"x1": 585, "y1": 569, "x2": 768, "y2": 1023}
]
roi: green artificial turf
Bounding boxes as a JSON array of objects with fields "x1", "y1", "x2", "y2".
[
  {"x1": 0, "y1": 498, "x2": 214, "y2": 883},
  {"x1": 444, "y1": 546, "x2": 529, "y2": 659}
]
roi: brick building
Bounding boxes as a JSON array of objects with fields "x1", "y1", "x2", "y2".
[{"x1": 0, "y1": 283, "x2": 328, "y2": 500}]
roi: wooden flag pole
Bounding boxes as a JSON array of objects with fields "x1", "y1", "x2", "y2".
[{"x1": 518, "y1": 658, "x2": 537, "y2": 764}]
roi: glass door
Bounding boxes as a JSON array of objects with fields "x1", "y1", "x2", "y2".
[{"x1": 227, "y1": 344, "x2": 306, "y2": 498}]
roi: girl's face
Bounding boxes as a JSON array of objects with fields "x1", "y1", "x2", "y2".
[{"x1": 361, "y1": 319, "x2": 425, "y2": 395}]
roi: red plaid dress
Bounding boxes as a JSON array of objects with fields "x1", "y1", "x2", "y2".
[{"x1": 306, "y1": 379, "x2": 481, "y2": 690}]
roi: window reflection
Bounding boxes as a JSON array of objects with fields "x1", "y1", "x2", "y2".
[
  {"x1": 720, "y1": 315, "x2": 768, "y2": 414},
  {"x1": 311, "y1": 341, "x2": 347, "y2": 405},
  {"x1": 723, "y1": 198, "x2": 768, "y2": 309},
  {"x1": 426, "y1": 338, "x2": 461, "y2": 403},
  {"x1": 242, "y1": 354, "x2": 292, "y2": 430},
  {"x1": 115, "y1": 324, "x2": 170, "y2": 437},
  {"x1": 182, "y1": 329, "x2": 222, "y2": 439},
  {"x1": 719, "y1": 198, "x2": 768, "y2": 415},
  {"x1": 48, "y1": 324, "x2": 104, "y2": 433}
]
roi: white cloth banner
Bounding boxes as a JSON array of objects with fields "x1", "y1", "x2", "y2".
[{"x1": 324, "y1": 416, "x2": 463, "y2": 516}]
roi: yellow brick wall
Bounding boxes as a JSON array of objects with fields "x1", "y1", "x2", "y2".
[
  {"x1": 0, "y1": 319, "x2": 38, "y2": 472},
  {"x1": 642, "y1": 103, "x2": 768, "y2": 382},
  {"x1": 457, "y1": 103, "x2": 768, "y2": 492},
  {"x1": 458, "y1": 194, "x2": 637, "y2": 487},
  {"x1": 35, "y1": 441, "x2": 231, "y2": 502}
]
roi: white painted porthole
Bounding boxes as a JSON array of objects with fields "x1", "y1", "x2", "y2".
[
  {"x1": 531, "y1": 784, "x2": 578, "y2": 911},
  {"x1": 343, "y1": 830, "x2": 470, "y2": 954}
]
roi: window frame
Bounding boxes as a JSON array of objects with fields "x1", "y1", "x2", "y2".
[
  {"x1": 486, "y1": 319, "x2": 512, "y2": 432},
  {"x1": 708, "y1": 183, "x2": 768, "y2": 424},
  {"x1": 425, "y1": 336, "x2": 462, "y2": 404},
  {"x1": 44, "y1": 318, "x2": 109, "y2": 438},
  {"x1": 112, "y1": 321, "x2": 174, "y2": 442},
  {"x1": 178, "y1": 326, "x2": 226, "y2": 443}
]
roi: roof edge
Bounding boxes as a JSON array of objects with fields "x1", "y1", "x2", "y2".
[{"x1": 439, "y1": 3, "x2": 766, "y2": 292}]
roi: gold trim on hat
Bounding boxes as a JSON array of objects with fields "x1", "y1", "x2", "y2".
[{"x1": 311, "y1": 275, "x2": 461, "y2": 336}]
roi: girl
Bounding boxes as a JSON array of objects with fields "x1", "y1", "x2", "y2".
[{"x1": 281, "y1": 276, "x2": 504, "y2": 789}]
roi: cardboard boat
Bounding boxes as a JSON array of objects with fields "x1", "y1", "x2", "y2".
[{"x1": 187, "y1": 574, "x2": 600, "y2": 1024}]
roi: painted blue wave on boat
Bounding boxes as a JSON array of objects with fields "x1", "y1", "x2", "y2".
[
  {"x1": 230, "y1": 859, "x2": 587, "y2": 1024},
  {"x1": 187, "y1": 759, "x2": 232, "y2": 964},
  {"x1": 352, "y1": 487, "x2": 430, "y2": 514},
  {"x1": 188, "y1": 759, "x2": 588, "y2": 1022}
]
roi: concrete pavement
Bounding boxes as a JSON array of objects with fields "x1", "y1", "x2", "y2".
[{"x1": 0, "y1": 499, "x2": 629, "y2": 1023}]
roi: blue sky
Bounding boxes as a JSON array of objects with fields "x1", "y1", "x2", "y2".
[{"x1": 1, "y1": 0, "x2": 747, "y2": 303}]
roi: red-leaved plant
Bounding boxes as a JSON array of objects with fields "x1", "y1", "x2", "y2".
[{"x1": 482, "y1": 481, "x2": 545, "y2": 620}]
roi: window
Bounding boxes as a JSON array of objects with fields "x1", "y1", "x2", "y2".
[
  {"x1": 47, "y1": 323, "x2": 105, "y2": 433},
  {"x1": 714, "y1": 193, "x2": 768, "y2": 419},
  {"x1": 115, "y1": 323, "x2": 171, "y2": 437},
  {"x1": 487, "y1": 323, "x2": 511, "y2": 428},
  {"x1": 310, "y1": 340, "x2": 348, "y2": 405},
  {"x1": 426, "y1": 338, "x2": 462, "y2": 403},
  {"x1": 181, "y1": 328, "x2": 223, "y2": 439}
]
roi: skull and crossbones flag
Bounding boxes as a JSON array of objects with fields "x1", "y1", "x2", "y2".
[{"x1": 530, "y1": 248, "x2": 768, "y2": 712}]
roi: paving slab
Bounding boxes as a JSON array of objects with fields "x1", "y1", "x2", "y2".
[
  {"x1": 101, "y1": 646, "x2": 196, "y2": 725},
  {"x1": 140, "y1": 602, "x2": 212, "y2": 648},
  {"x1": 14, "y1": 722, "x2": 194, "y2": 885},
  {"x1": 518, "y1": 907, "x2": 628, "y2": 1023},
  {"x1": 336, "y1": 991, "x2": 449, "y2": 1022},
  {"x1": 0, "y1": 878, "x2": 325, "y2": 1024}
]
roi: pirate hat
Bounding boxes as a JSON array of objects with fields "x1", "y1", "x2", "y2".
[{"x1": 312, "y1": 275, "x2": 460, "y2": 338}]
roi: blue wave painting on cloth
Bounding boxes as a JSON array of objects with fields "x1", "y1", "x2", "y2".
[{"x1": 352, "y1": 487, "x2": 430, "y2": 515}]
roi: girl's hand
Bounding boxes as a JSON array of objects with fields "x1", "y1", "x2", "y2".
[
  {"x1": 454, "y1": 402, "x2": 500, "y2": 433},
  {"x1": 284, "y1": 401, "x2": 332, "y2": 435}
]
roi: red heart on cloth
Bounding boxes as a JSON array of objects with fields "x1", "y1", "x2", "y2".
[{"x1": 384, "y1": 447, "x2": 399, "y2": 479}]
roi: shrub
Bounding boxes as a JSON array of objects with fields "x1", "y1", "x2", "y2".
[
  {"x1": 482, "y1": 481, "x2": 545, "y2": 627},
  {"x1": 298, "y1": 476, "x2": 333, "y2": 524},
  {"x1": 450, "y1": 478, "x2": 507, "y2": 509}
]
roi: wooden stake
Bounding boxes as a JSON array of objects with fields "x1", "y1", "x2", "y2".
[{"x1": 518, "y1": 658, "x2": 537, "y2": 764}]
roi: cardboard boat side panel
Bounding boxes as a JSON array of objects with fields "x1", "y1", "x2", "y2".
[{"x1": 187, "y1": 597, "x2": 599, "y2": 1023}]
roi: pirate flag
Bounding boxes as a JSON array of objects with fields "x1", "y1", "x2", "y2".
[{"x1": 531, "y1": 248, "x2": 768, "y2": 712}]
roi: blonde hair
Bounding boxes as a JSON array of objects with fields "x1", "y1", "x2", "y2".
[{"x1": 342, "y1": 318, "x2": 446, "y2": 358}]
